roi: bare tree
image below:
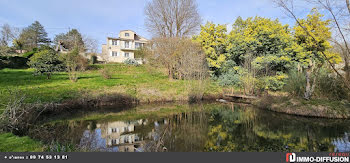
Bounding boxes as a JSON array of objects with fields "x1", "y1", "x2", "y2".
[
  {"x1": 146, "y1": 37, "x2": 181, "y2": 79},
  {"x1": 83, "y1": 35, "x2": 99, "y2": 54},
  {"x1": 0, "y1": 24, "x2": 17, "y2": 47},
  {"x1": 146, "y1": 37, "x2": 208, "y2": 80},
  {"x1": 145, "y1": 0, "x2": 201, "y2": 38}
]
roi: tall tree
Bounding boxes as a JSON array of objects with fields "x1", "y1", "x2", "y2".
[
  {"x1": 146, "y1": 37, "x2": 206, "y2": 79},
  {"x1": 274, "y1": 0, "x2": 350, "y2": 95},
  {"x1": 303, "y1": 0, "x2": 350, "y2": 86},
  {"x1": 19, "y1": 21, "x2": 50, "y2": 50},
  {"x1": 193, "y1": 22, "x2": 228, "y2": 73},
  {"x1": 54, "y1": 29, "x2": 85, "y2": 52},
  {"x1": 293, "y1": 9, "x2": 342, "y2": 100},
  {"x1": 227, "y1": 17, "x2": 294, "y2": 74},
  {"x1": 0, "y1": 24, "x2": 16, "y2": 47},
  {"x1": 145, "y1": 0, "x2": 201, "y2": 37}
]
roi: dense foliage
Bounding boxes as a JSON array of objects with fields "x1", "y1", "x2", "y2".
[
  {"x1": 18, "y1": 21, "x2": 50, "y2": 50},
  {"x1": 195, "y1": 9, "x2": 344, "y2": 100},
  {"x1": 27, "y1": 49, "x2": 63, "y2": 79}
]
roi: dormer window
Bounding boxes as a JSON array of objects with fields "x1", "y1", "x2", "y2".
[{"x1": 125, "y1": 33, "x2": 130, "y2": 37}]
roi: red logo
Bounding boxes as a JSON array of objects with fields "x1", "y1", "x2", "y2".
[{"x1": 286, "y1": 153, "x2": 296, "y2": 162}]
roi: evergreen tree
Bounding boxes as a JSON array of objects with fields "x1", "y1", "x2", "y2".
[{"x1": 19, "y1": 21, "x2": 50, "y2": 50}]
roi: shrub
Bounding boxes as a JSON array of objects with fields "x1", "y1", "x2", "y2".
[
  {"x1": 22, "y1": 51, "x2": 36, "y2": 58},
  {"x1": 59, "y1": 48, "x2": 89, "y2": 82},
  {"x1": 283, "y1": 70, "x2": 306, "y2": 97},
  {"x1": 284, "y1": 68, "x2": 348, "y2": 100},
  {"x1": 187, "y1": 80, "x2": 209, "y2": 103},
  {"x1": 0, "y1": 56, "x2": 29, "y2": 69},
  {"x1": 315, "y1": 69, "x2": 348, "y2": 100},
  {"x1": 261, "y1": 72, "x2": 287, "y2": 91},
  {"x1": 77, "y1": 55, "x2": 89, "y2": 71},
  {"x1": 28, "y1": 50, "x2": 63, "y2": 79},
  {"x1": 0, "y1": 90, "x2": 40, "y2": 134},
  {"x1": 99, "y1": 66, "x2": 113, "y2": 79},
  {"x1": 123, "y1": 58, "x2": 139, "y2": 66},
  {"x1": 218, "y1": 70, "x2": 241, "y2": 94}
]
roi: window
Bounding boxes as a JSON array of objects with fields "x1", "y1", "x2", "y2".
[
  {"x1": 125, "y1": 33, "x2": 129, "y2": 37},
  {"x1": 112, "y1": 139, "x2": 119, "y2": 145},
  {"x1": 112, "y1": 51, "x2": 118, "y2": 57},
  {"x1": 124, "y1": 53, "x2": 129, "y2": 58},
  {"x1": 112, "y1": 40, "x2": 119, "y2": 46},
  {"x1": 111, "y1": 128, "x2": 119, "y2": 133},
  {"x1": 135, "y1": 42, "x2": 140, "y2": 49},
  {"x1": 125, "y1": 41, "x2": 129, "y2": 48}
]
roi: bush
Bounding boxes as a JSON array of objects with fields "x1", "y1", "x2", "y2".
[
  {"x1": 187, "y1": 80, "x2": 209, "y2": 103},
  {"x1": 59, "y1": 48, "x2": 89, "y2": 82},
  {"x1": 22, "y1": 51, "x2": 36, "y2": 58},
  {"x1": 123, "y1": 58, "x2": 139, "y2": 66},
  {"x1": 283, "y1": 68, "x2": 347, "y2": 100},
  {"x1": 283, "y1": 70, "x2": 306, "y2": 97},
  {"x1": 260, "y1": 72, "x2": 287, "y2": 91},
  {"x1": 0, "y1": 56, "x2": 29, "y2": 69},
  {"x1": 0, "y1": 90, "x2": 36, "y2": 134},
  {"x1": 28, "y1": 50, "x2": 63, "y2": 79},
  {"x1": 315, "y1": 69, "x2": 348, "y2": 100},
  {"x1": 76, "y1": 55, "x2": 89, "y2": 71},
  {"x1": 99, "y1": 66, "x2": 113, "y2": 79}
]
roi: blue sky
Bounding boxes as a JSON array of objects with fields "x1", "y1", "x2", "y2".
[{"x1": 0, "y1": 0, "x2": 311, "y2": 52}]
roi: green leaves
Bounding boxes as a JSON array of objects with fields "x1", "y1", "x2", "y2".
[
  {"x1": 227, "y1": 16, "x2": 294, "y2": 71},
  {"x1": 27, "y1": 49, "x2": 63, "y2": 79},
  {"x1": 19, "y1": 21, "x2": 50, "y2": 50}
]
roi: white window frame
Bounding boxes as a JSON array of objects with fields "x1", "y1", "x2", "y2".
[
  {"x1": 125, "y1": 41, "x2": 129, "y2": 48},
  {"x1": 112, "y1": 40, "x2": 119, "y2": 46},
  {"x1": 112, "y1": 51, "x2": 119, "y2": 57},
  {"x1": 124, "y1": 52, "x2": 129, "y2": 58},
  {"x1": 125, "y1": 33, "x2": 129, "y2": 37}
]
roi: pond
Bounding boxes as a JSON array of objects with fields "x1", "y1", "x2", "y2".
[{"x1": 29, "y1": 103, "x2": 350, "y2": 152}]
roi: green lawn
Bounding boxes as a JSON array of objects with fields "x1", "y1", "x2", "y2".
[
  {"x1": 0, "y1": 64, "x2": 222, "y2": 109},
  {"x1": 0, "y1": 133, "x2": 44, "y2": 152}
]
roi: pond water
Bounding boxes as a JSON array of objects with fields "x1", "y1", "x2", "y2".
[{"x1": 29, "y1": 103, "x2": 350, "y2": 152}]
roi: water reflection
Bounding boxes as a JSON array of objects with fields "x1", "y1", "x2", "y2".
[{"x1": 30, "y1": 103, "x2": 350, "y2": 152}]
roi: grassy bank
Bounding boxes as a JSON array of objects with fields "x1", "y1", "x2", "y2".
[
  {"x1": 0, "y1": 64, "x2": 222, "y2": 110},
  {"x1": 0, "y1": 64, "x2": 223, "y2": 152},
  {"x1": 0, "y1": 133, "x2": 44, "y2": 152},
  {"x1": 254, "y1": 95, "x2": 350, "y2": 119}
]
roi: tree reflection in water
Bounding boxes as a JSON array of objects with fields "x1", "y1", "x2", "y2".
[{"x1": 29, "y1": 103, "x2": 350, "y2": 152}]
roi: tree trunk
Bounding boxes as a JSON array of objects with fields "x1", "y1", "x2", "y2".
[
  {"x1": 168, "y1": 67, "x2": 173, "y2": 80},
  {"x1": 347, "y1": 0, "x2": 350, "y2": 14},
  {"x1": 344, "y1": 50, "x2": 350, "y2": 82},
  {"x1": 304, "y1": 68, "x2": 312, "y2": 100},
  {"x1": 304, "y1": 65, "x2": 321, "y2": 100}
]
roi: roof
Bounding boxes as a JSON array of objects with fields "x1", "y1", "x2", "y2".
[
  {"x1": 107, "y1": 37, "x2": 135, "y2": 41},
  {"x1": 120, "y1": 29, "x2": 136, "y2": 33},
  {"x1": 106, "y1": 30, "x2": 148, "y2": 42}
]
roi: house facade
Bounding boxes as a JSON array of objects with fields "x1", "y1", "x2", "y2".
[{"x1": 101, "y1": 30, "x2": 148, "y2": 63}]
